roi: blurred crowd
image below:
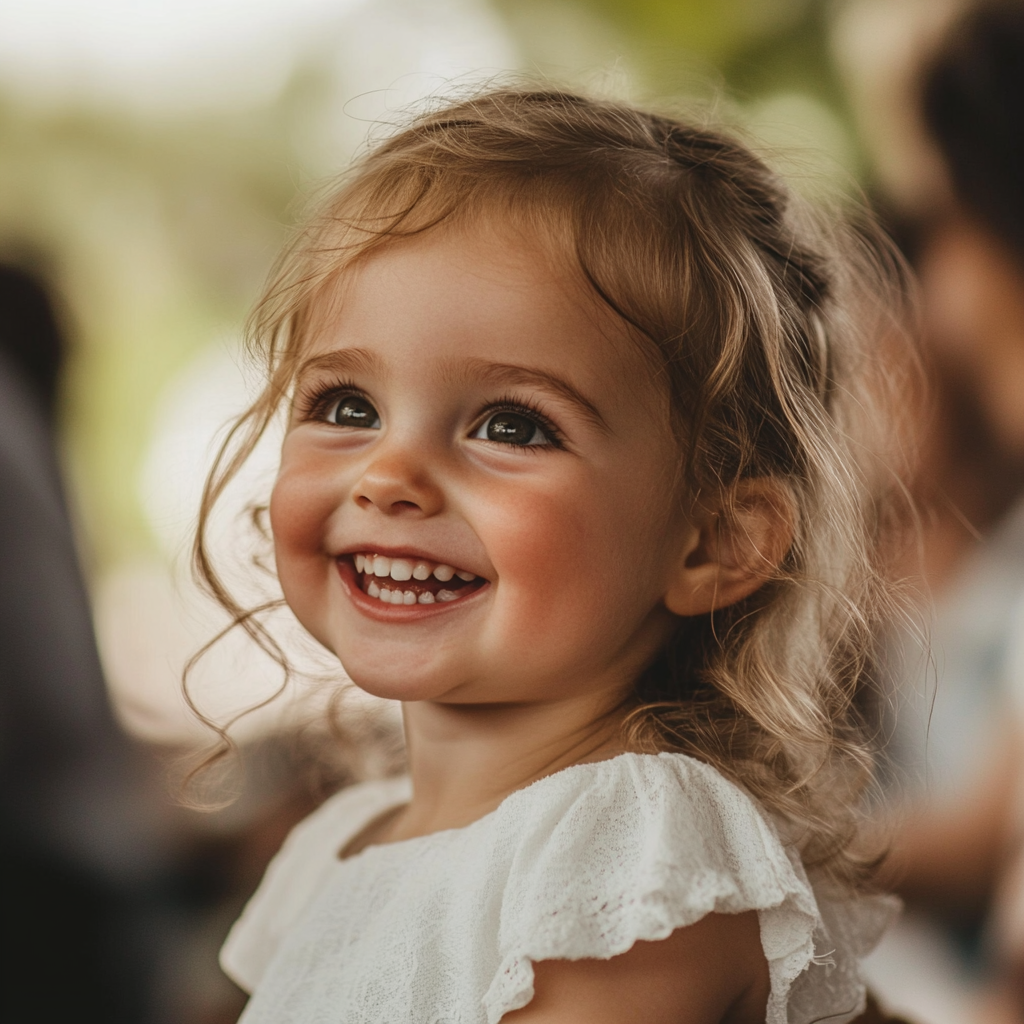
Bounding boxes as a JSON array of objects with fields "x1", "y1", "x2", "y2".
[
  {"x1": 4, "y1": 1, "x2": 1024, "y2": 1022},
  {"x1": 854, "y1": 3, "x2": 1024, "y2": 1021}
]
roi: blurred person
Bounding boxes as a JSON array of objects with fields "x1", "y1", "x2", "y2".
[
  {"x1": 0, "y1": 263, "x2": 174, "y2": 1023},
  {"x1": 863, "y1": 2, "x2": 1024, "y2": 1019}
]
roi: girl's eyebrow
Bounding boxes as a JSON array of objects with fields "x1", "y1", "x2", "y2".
[
  {"x1": 295, "y1": 348, "x2": 386, "y2": 384},
  {"x1": 295, "y1": 350, "x2": 608, "y2": 432},
  {"x1": 458, "y1": 359, "x2": 609, "y2": 433}
]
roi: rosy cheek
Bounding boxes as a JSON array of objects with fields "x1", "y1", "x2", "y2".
[
  {"x1": 475, "y1": 462, "x2": 668, "y2": 663},
  {"x1": 479, "y1": 479, "x2": 610, "y2": 615},
  {"x1": 270, "y1": 468, "x2": 323, "y2": 556},
  {"x1": 269, "y1": 448, "x2": 341, "y2": 615}
]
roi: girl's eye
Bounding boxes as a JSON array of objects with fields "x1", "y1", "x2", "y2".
[
  {"x1": 328, "y1": 395, "x2": 381, "y2": 429},
  {"x1": 473, "y1": 411, "x2": 551, "y2": 447}
]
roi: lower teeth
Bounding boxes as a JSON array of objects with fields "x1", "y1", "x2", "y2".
[{"x1": 365, "y1": 579, "x2": 447, "y2": 605}]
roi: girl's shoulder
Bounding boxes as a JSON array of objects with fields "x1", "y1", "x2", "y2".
[
  {"x1": 484, "y1": 752, "x2": 897, "y2": 1024},
  {"x1": 220, "y1": 775, "x2": 411, "y2": 992},
  {"x1": 492, "y1": 750, "x2": 807, "y2": 910},
  {"x1": 499, "y1": 749, "x2": 791, "y2": 862}
]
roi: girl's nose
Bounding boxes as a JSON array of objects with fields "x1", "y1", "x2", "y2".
[{"x1": 353, "y1": 450, "x2": 444, "y2": 517}]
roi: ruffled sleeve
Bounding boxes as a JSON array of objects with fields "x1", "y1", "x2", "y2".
[{"x1": 482, "y1": 753, "x2": 896, "y2": 1024}]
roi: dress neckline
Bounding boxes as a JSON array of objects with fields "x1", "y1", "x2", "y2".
[{"x1": 335, "y1": 751, "x2": 667, "y2": 865}]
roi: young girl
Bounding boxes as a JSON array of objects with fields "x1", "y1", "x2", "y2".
[{"x1": 206, "y1": 88, "x2": 908, "y2": 1023}]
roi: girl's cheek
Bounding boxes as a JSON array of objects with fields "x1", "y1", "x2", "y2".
[
  {"x1": 269, "y1": 461, "x2": 343, "y2": 646},
  {"x1": 270, "y1": 450, "x2": 343, "y2": 589},
  {"x1": 476, "y1": 468, "x2": 668, "y2": 638},
  {"x1": 478, "y1": 480, "x2": 611, "y2": 603},
  {"x1": 270, "y1": 471, "x2": 324, "y2": 555}
]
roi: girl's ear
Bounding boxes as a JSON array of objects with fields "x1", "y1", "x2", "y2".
[{"x1": 663, "y1": 479, "x2": 795, "y2": 617}]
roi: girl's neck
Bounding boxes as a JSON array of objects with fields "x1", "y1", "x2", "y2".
[{"x1": 389, "y1": 693, "x2": 629, "y2": 842}]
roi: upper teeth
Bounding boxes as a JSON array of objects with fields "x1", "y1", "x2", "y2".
[{"x1": 353, "y1": 553, "x2": 476, "y2": 583}]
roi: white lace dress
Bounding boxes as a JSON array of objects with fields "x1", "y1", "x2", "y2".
[{"x1": 221, "y1": 752, "x2": 896, "y2": 1024}]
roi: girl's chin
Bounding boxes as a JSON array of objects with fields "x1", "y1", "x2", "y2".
[
  {"x1": 345, "y1": 675, "x2": 465, "y2": 704},
  {"x1": 338, "y1": 656, "x2": 468, "y2": 703}
]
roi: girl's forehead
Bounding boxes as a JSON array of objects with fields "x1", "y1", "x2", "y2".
[
  {"x1": 326, "y1": 216, "x2": 578, "y2": 314},
  {"x1": 301, "y1": 220, "x2": 663, "y2": 405}
]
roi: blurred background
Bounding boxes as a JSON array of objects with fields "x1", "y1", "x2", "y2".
[{"x1": 4, "y1": 0, "x2": 1024, "y2": 1021}]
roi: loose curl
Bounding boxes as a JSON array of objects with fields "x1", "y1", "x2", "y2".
[{"x1": 191, "y1": 87, "x2": 916, "y2": 887}]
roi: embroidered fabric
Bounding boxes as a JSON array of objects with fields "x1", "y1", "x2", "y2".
[{"x1": 221, "y1": 753, "x2": 897, "y2": 1024}]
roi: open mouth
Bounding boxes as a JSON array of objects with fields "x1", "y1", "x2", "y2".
[{"x1": 342, "y1": 553, "x2": 487, "y2": 607}]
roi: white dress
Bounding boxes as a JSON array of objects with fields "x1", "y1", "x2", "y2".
[{"x1": 221, "y1": 752, "x2": 896, "y2": 1024}]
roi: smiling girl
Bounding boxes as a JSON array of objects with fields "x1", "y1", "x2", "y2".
[{"x1": 207, "y1": 89, "x2": 909, "y2": 1023}]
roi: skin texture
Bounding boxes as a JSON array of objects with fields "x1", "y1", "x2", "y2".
[
  {"x1": 270, "y1": 219, "x2": 785, "y2": 1022},
  {"x1": 504, "y1": 912, "x2": 769, "y2": 1024}
]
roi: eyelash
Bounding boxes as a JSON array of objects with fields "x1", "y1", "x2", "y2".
[
  {"x1": 295, "y1": 379, "x2": 567, "y2": 450},
  {"x1": 474, "y1": 395, "x2": 566, "y2": 450},
  {"x1": 294, "y1": 377, "x2": 368, "y2": 422}
]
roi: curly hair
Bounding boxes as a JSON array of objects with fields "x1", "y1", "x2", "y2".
[{"x1": 192, "y1": 87, "x2": 915, "y2": 887}]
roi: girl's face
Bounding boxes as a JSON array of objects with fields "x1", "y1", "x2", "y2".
[{"x1": 271, "y1": 219, "x2": 696, "y2": 708}]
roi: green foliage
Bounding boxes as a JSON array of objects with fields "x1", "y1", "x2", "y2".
[{"x1": 586, "y1": 0, "x2": 811, "y2": 64}]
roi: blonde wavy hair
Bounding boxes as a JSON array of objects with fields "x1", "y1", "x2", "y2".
[{"x1": 193, "y1": 88, "x2": 915, "y2": 887}]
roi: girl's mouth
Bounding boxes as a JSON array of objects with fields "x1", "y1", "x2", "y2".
[{"x1": 339, "y1": 553, "x2": 487, "y2": 607}]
